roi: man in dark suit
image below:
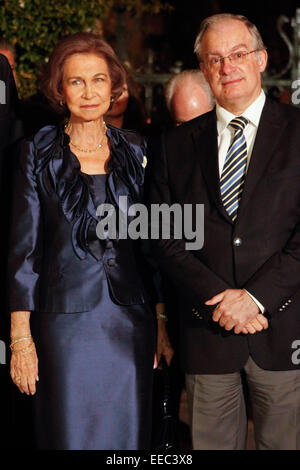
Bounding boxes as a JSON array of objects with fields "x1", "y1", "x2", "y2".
[
  {"x1": 0, "y1": 53, "x2": 26, "y2": 449},
  {"x1": 149, "y1": 13, "x2": 300, "y2": 450}
]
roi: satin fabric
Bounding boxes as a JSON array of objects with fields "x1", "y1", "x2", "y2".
[
  {"x1": 31, "y1": 174, "x2": 155, "y2": 450},
  {"x1": 31, "y1": 278, "x2": 155, "y2": 450},
  {"x1": 8, "y1": 126, "x2": 159, "y2": 449},
  {"x1": 8, "y1": 124, "x2": 160, "y2": 313}
]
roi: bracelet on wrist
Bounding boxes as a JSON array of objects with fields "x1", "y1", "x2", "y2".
[
  {"x1": 10, "y1": 341, "x2": 35, "y2": 355},
  {"x1": 157, "y1": 312, "x2": 167, "y2": 321},
  {"x1": 10, "y1": 335, "x2": 32, "y2": 349}
]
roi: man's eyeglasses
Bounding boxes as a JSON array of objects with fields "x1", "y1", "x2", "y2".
[{"x1": 202, "y1": 49, "x2": 265, "y2": 70}]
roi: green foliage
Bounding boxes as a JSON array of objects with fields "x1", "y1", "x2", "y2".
[
  {"x1": 115, "y1": 0, "x2": 173, "y2": 15},
  {"x1": 0, "y1": 0, "x2": 171, "y2": 98}
]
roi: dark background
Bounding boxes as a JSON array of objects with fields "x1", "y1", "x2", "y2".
[{"x1": 148, "y1": 0, "x2": 299, "y2": 75}]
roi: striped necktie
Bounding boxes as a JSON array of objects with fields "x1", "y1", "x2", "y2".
[{"x1": 220, "y1": 116, "x2": 248, "y2": 221}]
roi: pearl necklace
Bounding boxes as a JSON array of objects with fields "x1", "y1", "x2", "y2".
[{"x1": 65, "y1": 122, "x2": 107, "y2": 153}]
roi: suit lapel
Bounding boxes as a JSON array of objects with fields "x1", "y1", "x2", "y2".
[
  {"x1": 190, "y1": 98, "x2": 284, "y2": 224},
  {"x1": 236, "y1": 97, "x2": 284, "y2": 219},
  {"x1": 191, "y1": 110, "x2": 233, "y2": 223}
]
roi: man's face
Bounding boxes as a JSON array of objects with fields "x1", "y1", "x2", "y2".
[
  {"x1": 171, "y1": 81, "x2": 213, "y2": 125},
  {"x1": 200, "y1": 20, "x2": 267, "y2": 113}
]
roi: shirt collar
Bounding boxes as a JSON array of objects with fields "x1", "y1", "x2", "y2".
[{"x1": 216, "y1": 90, "x2": 266, "y2": 135}]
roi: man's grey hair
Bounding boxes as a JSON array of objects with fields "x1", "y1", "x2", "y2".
[
  {"x1": 165, "y1": 69, "x2": 215, "y2": 111},
  {"x1": 0, "y1": 37, "x2": 16, "y2": 58},
  {"x1": 194, "y1": 13, "x2": 266, "y2": 62}
]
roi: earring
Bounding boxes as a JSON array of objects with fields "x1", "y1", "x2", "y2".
[{"x1": 59, "y1": 100, "x2": 65, "y2": 107}]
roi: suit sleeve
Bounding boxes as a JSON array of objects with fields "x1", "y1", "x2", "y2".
[
  {"x1": 8, "y1": 139, "x2": 43, "y2": 312},
  {"x1": 244, "y1": 219, "x2": 300, "y2": 317},
  {"x1": 148, "y1": 133, "x2": 231, "y2": 320}
]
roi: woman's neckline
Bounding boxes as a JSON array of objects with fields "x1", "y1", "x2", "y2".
[
  {"x1": 80, "y1": 171, "x2": 108, "y2": 176},
  {"x1": 62, "y1": 126, "x2": 111, "y2": 178}
]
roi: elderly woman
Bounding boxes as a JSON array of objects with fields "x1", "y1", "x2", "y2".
[{"x1": 8, "y1": 32, "x2": 172, "y2": 450}]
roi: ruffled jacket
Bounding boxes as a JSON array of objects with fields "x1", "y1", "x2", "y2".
[{"x1": 8, "y1": 124, "x2": 159, "y2": 313}]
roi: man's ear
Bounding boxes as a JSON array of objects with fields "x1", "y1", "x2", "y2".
[
  {"x1": 257, "y1": 49, "x2": 268, "y2": 73},
  {"x1": 200, "y1": 62, "x2": 208, "y2": 80}
]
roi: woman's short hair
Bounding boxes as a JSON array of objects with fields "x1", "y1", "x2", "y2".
[
  {"x1": 194, "y1": 13, "x2": 266, "y2": 62},
  {"x1": 41, "y1": 32, "x2": 126, "y2": 114}
]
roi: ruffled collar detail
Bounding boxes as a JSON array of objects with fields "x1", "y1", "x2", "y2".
[{"x1": 34, "y1": 124, "x2": 146, "y2": 260}]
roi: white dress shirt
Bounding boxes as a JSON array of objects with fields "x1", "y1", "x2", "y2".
[
  {"x1": 216, "y1": 90, "x2": 266, "y2": 176},
  {"x1": 216, "y1": 90, "x2": 266, "y2": 313}
]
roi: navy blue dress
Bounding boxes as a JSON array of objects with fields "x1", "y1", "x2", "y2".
[{"x1": 31, "y1": 174, "x2": 155, "y2": 450}]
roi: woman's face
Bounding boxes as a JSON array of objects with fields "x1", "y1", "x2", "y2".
[{"x1": 62, "y1": 53, "x2": 112, "y2": 122}]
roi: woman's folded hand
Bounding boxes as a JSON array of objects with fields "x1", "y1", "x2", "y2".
[{"x1": 10, "y1": 337, "x2": 39, "y2": 395}]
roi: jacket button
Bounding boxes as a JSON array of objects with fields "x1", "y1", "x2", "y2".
[
  {"x1": 107, "y1": 258, "x2": 116, "y2": 267},
  {"x1": 233, "y1": 237, "x2": 242, "y2": 247}
]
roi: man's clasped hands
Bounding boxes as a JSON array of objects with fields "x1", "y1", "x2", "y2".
[{"x1": 205, "y1": 288, "x2": 268, "y2": 334}]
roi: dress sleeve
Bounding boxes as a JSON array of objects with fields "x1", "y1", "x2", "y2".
[
  {"x1": 8, "y1": 139, "x2": 43, "y2": 312},
  {"x1": 140, "y1": 137, "x2": 165, "y2": 303}
]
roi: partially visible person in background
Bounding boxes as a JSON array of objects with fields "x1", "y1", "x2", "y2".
[
  {"x1": 0, "y1": 38, "x2": 61, "y2": 138},
  {"x1": 0, "y1": 53, "x2": 23, "y2": 449},
  {"x1": 0, "y1": 38, "x2": 17, "y2": 85},
  {"x1": 0, "y1": 53, "x2": 21, "y2": 265},
  {"x1": 165, "y1": 69, "x2": 214, "y2": 125},
  {"x1": 105, "y1": 68, "x2": 176, "y2": 448},
  {"x1": 151, "y1": 69, "x2": 215, "y2": 448},
  {"x1": 104, "y1": 68, "x2": 174, "y2": 374},
  {"x1": 0, "y1": 38, "x2": 58, "y2": 139},
  {"x1": 104, "y1": 70, "x2": 148, "y2": 134}
]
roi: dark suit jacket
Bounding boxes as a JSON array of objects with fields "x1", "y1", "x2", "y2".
[
  {"x1": 149, "y1": 97, "x2": 300, "y2": 373},
  {"x1": 0, "y1": 54, "x2": 19, "y2": 301},
  {"x1": 8, "y1": 124, "x2": 158, "y2": 314},
  {"x1": 0, "y1": 54, "x2": 28, "y2": 449},
  {"x1": 0, "y1": 54, "x2": 23, "y2": 286}
]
